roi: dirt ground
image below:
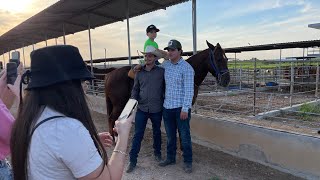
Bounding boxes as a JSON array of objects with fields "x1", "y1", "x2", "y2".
[{"x1": 91, "y1": 111, "x2": 304, "y2": 180}]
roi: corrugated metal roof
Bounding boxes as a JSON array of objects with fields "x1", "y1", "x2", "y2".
[
  {"x1": 0, "y1": 0, "x2": 189, "y2": 54},
  {"x1": 183, "y1": 39, "x2": 320, "y2": 55},
  {"x1": 223, "y1": 39, "x2": 320, "y2": 53},
  {"x1": 308, "y1": 23, "x2": 320, "y2": 30}
]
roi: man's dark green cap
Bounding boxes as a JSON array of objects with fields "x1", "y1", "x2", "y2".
[{"x1": 164, "y1": 39, "x2": 182, "y2": 50}]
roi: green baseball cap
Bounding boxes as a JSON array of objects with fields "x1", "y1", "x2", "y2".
[{"x1": 164, "y1": 39, "x2": 182, "y2": 50}]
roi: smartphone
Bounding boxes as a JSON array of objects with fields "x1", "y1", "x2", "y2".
[
  {"x1": 7, "y1": 62, "x2": 17, "y2": 85},
  {"x1": 11, "y1": 51, "x2": 20, "y2": 61},
  {"x1": 118, "y1": 99, "x2": 138, "y2": 120},
  {"x1": 9, "y1": 59, "x2": 20, "y2": 66},
  {"x1": 10, "y1": 51, "x2": 20, "y2": 66}
]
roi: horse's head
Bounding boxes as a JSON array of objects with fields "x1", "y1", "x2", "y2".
[{"x1": 206, "y1": 41, "x2": 230, "y2": 87}]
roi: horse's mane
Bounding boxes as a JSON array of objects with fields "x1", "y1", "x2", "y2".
[
  {"x1": 186, "y1": 48, "x2": 209, "y2": 63},
  {"x1": 185, "y1": 49, "x2": 212, "y2": 72}
]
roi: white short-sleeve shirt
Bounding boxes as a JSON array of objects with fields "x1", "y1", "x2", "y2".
[{"x1": 28, "y1": 107, "x2": 102, "y2": 180}]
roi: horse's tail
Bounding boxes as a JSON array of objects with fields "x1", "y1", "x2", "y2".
[
  {"x1": 106, "y1": 96, "x2": 113, "y2": 120},
  {"x1": 104, "y1": 72, "x2": 110, "y2": 81},
  {"x1": 104, "y1": 73, "x2": 115, "y2": 137},
  {"x1": 104, "y1": 74, "x2": 112, "y2": 119},
  {"x1": 106, "y1": 95, "x2": 116, "y2": 137}
]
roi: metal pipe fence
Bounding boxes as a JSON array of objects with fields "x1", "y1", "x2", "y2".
[{"x1": 194, "y1": 62, "x2": 320, "y2": 128}]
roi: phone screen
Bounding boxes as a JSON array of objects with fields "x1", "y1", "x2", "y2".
[
  {"x1": 7, "y1": 62, "x2": 17, "y2": 85},
  {"x1": 11, "y1": 51, "x2": 20, "y2": 61},
  {"x1": 119, "y1": 99, "x2": 138, "y2": 120}
]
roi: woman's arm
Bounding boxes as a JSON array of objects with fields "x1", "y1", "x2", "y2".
[
  {"x1": 0, "y1": 99, "x2": 15, "y2": 159},
  {"x1": 79, "y1": 112, "x2": 135, "y2": 180}
]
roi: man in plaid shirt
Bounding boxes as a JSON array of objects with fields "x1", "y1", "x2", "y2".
[{"x1": 158, "y1": 40, "x2": 194, "y2": 173}]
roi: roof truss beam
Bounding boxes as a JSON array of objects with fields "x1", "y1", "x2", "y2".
[
  {"x1": 63, "y1": 21, "x2": 88, "y2": 28},
  {"x1": 137, "y1": 0, "x2": 165, "y2": 9},
  {"x1": 89, "y1": 11, "x2": 122, "y2": 21}
]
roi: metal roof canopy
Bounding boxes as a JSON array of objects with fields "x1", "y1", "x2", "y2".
[
  {"x1": 214, "y1": 39, "x2": 320, "y2": 54},
  {"x1": 0, "y1": 0, "x2": 188, "y2": 54},
  {"x1": 286, "y1": 55, "x2": 318, "y2": 60},
  {"x1": 308, "y1": 23, "x2": 320, "y2": 30}
]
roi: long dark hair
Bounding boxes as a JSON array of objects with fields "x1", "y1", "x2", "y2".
[{"x1": 10, "y1": 80, "x2": 107, "y2": 180}]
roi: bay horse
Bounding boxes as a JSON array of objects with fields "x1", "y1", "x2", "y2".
[{"x1": 104, "y1": 41, "x2": 230, "y2": 137}]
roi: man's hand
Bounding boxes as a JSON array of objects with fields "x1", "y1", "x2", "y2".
[
  {"x1": 133, "y1": 64, "x2": 142, "y2": 72},
  {"x1": 180, "y1": 111, "x2": 188, "y2": 120}
]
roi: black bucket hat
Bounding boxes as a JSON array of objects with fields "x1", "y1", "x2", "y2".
[{"x1": 24, "y1": 45, "x2": 94, "y2": 90}]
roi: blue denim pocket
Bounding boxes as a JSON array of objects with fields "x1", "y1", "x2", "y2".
[{"x1": 0, "y1": 159, "x2": 13, "y2": 180}]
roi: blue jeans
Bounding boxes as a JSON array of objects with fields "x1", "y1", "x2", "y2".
[
  {"x1": 163, "y1": 107, "x2": 192, "y2": 164},
  {"x1": 0, "y1": 159, "x2": 13, "y2": 180},
  {"x1": 129, "y1": 109, "x2": 162, "y2": 164}
]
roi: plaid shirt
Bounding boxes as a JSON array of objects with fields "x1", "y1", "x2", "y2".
[{"x1": 162, "y1": 58, "x2": 194, "y2": 112}]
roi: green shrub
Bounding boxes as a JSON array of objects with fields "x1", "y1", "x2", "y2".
[{"x1": 299, "y1": 103, "x2": 320, "y2": 121}]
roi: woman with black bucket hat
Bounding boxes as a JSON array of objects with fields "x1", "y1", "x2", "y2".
[{"x1": 10, "y1": 45, "x2": 135, "y2": 180}]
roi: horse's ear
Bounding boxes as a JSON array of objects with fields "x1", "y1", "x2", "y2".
[
  {"x1": 206, "y1": 40, "x2": 215, "y2": 50},
  {"x1": 214, "y1": 43, "x2": 223, "y2": 52}
]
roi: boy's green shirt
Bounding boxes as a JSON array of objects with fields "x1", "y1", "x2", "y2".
[
  {"x1": 144, "y1": 38, "x2": 158, "y2": 51},
  {"x1": 140, "y1": 39, "x2": 160, "y2": 65}
]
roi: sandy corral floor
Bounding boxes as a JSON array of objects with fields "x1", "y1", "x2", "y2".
[{"x1": 91, "y1": 111, "x2": 303, "y2": 180}]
